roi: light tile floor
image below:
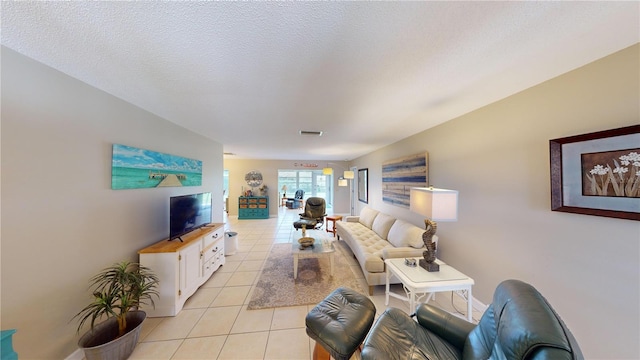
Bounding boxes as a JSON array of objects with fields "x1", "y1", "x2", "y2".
[{"x1": 130, "y1": 207, "x2": 483, "y2": 360}]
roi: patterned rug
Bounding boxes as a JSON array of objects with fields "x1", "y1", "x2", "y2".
[{"x1": 247, "y1": 240, "x2": 368, "y2": 309}]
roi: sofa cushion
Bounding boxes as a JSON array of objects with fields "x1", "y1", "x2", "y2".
[
  {"x1": 358, "y1": 207, "x2": 379, "y2": 229},
  {"x1": 340, "y1": 222, "x2": 391, "y2": 273},
  {"x1": 371, "y1": 213, "x2": 396, "y2": 240},
  {"x1": 387, "y1": 220, "x2": 425, "y2": 249},
  {"x1": 382, "y1": 247, "x2": 425, "y2": 259}
]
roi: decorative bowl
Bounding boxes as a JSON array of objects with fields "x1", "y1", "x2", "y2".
[{"x1": 298, "y1": 237, "x2": 315, "y2": 248}]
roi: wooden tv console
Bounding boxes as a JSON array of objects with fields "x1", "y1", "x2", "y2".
[{"x1": 138, "y1": 223, "x2": 225, "y2": 317}]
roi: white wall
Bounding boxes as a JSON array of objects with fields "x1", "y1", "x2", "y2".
[
  {"x1": 223, "y1": 159, "x2": 352, "y2": 216},
  {"x1": 0, "y1": 47, "x2": 224, "y2": 359},
  {"x1": 350, "y1": 44, "x2": 640, "y2": 359}
]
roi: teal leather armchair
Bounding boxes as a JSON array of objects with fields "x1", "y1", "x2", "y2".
[{"x1": 361, "y1": 279, "x2": 583, "y2": 360}]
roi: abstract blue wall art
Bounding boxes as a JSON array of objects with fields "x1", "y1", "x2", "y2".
[
  {"x1": 111, "y1": 144, "x2": 202, "y2": 189},
  {"x1": 382, "y1": 152, "x2": 428, "y2": 207}
]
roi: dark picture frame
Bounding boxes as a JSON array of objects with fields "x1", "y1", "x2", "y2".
[
  {"x1": 358, "y1": 168, "x2": 368, "y2": 203},
  {"x1": 549, "y1": 125, "x2": 639, "y2": 221}
]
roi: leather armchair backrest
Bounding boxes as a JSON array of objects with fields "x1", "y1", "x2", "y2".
[
  {"x1": 463, "y1": 280, "x2": 583, "y2": 360},
  {"x1": 303, "y1": 197, "x2": 326, "y2": 219},
  {"x1": 295, "y1": 190, "x2": 304, "y2": 199}
]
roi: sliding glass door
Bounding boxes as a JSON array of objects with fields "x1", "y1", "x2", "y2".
[{"x1": 278, "y1": 170, "x2": 332, "y2": 207}]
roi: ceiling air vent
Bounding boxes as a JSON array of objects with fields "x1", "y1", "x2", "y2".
[{"x1": 299, "y1": 130, "x2": 323, "y2": 136}]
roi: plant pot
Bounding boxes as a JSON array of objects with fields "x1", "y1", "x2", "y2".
[{"x1": 78, "y1": 311, "x2": 146, "y2": 360}]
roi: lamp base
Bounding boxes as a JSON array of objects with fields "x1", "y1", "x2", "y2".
[{"x1": 419, "y1": 259, "x2": 440, "y2": 272}]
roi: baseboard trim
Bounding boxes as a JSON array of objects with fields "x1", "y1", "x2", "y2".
[
  {"x1": 472, "y1": 296, "x2": 488, "y2": 312},
  {"x1": 453, "y1": 289, "x2": 488, "y2": 312},
  {"x1": 65, "y1": 348, "x2": 83, "y2": 360}
]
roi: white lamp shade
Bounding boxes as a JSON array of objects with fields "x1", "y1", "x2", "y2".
[
  {"x1": 338, "y1": 178, "x2": 348, "y2": 186},
  {"x1": 343, "y1": 170, "x2": 355, "y2": 179},
  {"x1": 281, "y1": 185, "x2": 287, "y2": 191},
  {"x1": 410, "y1": 187, "x2": 458, "y2": 221},
  {"x1": 323, "y1": 167, "x2": 333, "y2": 175}
]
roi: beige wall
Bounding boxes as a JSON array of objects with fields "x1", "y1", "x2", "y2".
[
  {"x1": 1, "y1": 47, "x2": 224, "y2": 359},
  {"x1": 223, "y1": 159, "x2": 352, "y2": 216},
  {"x1": 350, "y1": 44, "x2": 640, "y2": 359}
]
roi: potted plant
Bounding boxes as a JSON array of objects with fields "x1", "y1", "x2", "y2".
[{"x1": 73, "y1": 261, "x2": 159, "y2": 360}]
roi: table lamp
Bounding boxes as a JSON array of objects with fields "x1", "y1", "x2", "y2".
[
  {"x1": 281, "y1": 185, "x2": 287, "y2": 197},
  {"x1": 410, "y1": 187, "x2": 458, "y2": 272}
]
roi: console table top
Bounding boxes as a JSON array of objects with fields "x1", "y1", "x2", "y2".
[{"x1": 138, "y1": 223, "x2": 224, "y2": 254}]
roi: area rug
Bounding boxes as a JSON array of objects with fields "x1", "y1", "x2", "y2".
[{"x1": 247, "y1": 240, "x2": 368, "y2": 309}]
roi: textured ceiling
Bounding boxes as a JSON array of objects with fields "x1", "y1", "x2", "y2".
[{"x1": 2, "y1": 1, "x2": 638, "y2": 160}]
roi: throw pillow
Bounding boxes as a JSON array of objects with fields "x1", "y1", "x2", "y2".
[
  {"x1": 387, "y1": 220, "x2": 425, "y2": 248},
  {"x1": 358, "y1": 207, "x2": 379, "y2": 229},
  {"x1": 371, "y1": 213, "x2": 396, "y2": 240}
]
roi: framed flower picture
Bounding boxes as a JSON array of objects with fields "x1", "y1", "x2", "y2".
[{"x1": 549, "y1": 125, "x2": 639, "y2": 221}]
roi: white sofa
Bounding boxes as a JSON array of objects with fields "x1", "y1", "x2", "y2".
[{"x1": 336, "y1": 207, "x2": 434, "y2": 295}]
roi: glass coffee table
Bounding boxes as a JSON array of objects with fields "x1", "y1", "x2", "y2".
[
  {"x1": 385, "y1": 257, "x2": 475, "y2": 321},
  {"x1": 291, "y1": 230, "x2": 335, "y2": 279}
]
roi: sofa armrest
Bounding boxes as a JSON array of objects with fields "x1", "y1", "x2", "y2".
[
  {"x1": 382, "y1": 247, "x2": 424, "y2": 259},
  {"x1": 415, "y1": 304, "x2": 475, "y2": 350},
  {"x1": 344, "y1": 216, "x2": 359, "y2": 223}
]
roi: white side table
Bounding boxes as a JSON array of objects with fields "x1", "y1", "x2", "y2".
[{"x1": 385, "y1": 257, "x2": 475, "y2": 321}]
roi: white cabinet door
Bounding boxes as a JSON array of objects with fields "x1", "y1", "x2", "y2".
[{"x1": 179, "y1": 241, "x2": 202, "y2": 300}]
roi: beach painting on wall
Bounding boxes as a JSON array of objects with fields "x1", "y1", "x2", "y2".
[
  {"x1": 111, "y1": 144, "x2": 202, "y2": 189},
  {"x1": 382, "y1": 152, "x2": 428, "y2": 207}
]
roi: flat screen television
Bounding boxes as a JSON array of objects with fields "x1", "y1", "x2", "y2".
[{"x1": 169, "y1": 192, "x2": 212, "y2": 241}]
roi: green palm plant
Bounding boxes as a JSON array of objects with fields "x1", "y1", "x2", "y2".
[{"x1": 73, "y1": 261, "x2": 159, "y2": 338}]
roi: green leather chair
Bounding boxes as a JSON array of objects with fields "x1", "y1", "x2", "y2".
[
  {"x1": 361, "y1": 279, "x2": 583, "y2": 360},
  {"x1": 293, "y1": 197, "x2": 326, "y2": 231}
]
